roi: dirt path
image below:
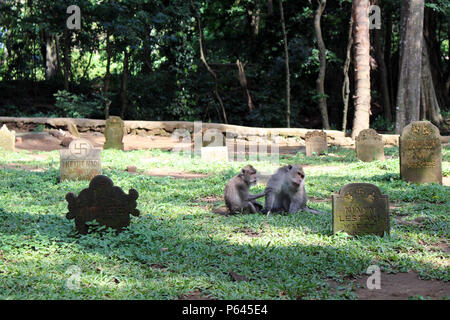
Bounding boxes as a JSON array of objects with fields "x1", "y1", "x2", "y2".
[
  {"x1": 15, "y1": 131, "x2": 179, "y2": 152},
  {"x1": 353, "y1": 272, "x2": 450, "y2": 300}
]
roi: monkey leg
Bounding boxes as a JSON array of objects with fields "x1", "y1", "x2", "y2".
[
  {"x1": 263, "y1": 191, "x2": 276, "y2": 215},
  {"x1": 245, "y1": 201, "x2": 258, "y2": 214},
  {"x1": 288, "y1": 201, "x2": 302, "y2": 214},
  {"x1": 250, "y1": 200, "x2": 263, "y2": 212}
]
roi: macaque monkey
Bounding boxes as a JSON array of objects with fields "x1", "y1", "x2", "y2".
[
  {"x1": 224, "y1": 165, "x2": 266, "y2": 214},
  {"x1": 264, "y1": 164, "x2": 326, "y2": 215}
]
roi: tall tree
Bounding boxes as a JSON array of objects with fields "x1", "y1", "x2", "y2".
[
  {"x1": 342, "y1": 14, "x2": 353, "y2": 133},
  {"x1": 351, "y1": 0, "x2": 371, "y2": 139},
  {"x1": 279, "y1": 0, "x2": 291, "y2": 128},
  {"x1": 395, "y1": 0, "x2": 425, "y2": 134},
  {"x1": 314, "y1": 0, "x2": 330, "y2": 130},
  {"x1": 372, "y1": 0, "x2": 392, "y2": 123}
]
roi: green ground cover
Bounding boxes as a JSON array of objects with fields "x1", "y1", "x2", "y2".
[{"x1": 0, "y1": 146, "x2": 448, "y2": 299}]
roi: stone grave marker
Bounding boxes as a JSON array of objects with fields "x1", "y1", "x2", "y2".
[
  {"x1": 201, "y1": 128, "x2": 228, "y2": 162},
  {"x1": 355, "y1": 129, "x2": 385, "y2": 162},
  {"x1": 60, "y1": 139, "x2": 102, "y2": 181},
  {"x1": 399, "y1": 121, "x2": 442, "y2": 184},
  {"x1": 65, "y1": 175, "x2": 140, "y2": 234},
  {"x1": 103, "y1": 116, "x2": 125, "y2": 150},
  {"x1": 332, "y1": 183, "x2": 390, "y2": 236},
  {"x1": 305, "y1": 131, "x2": 328, "y2": 156},
  {"x1": 201, "y1": 146, "x2": 229, "y2": 162},
  {"x1": 0, "y1": 124, "x2": 15, "y2": 152},
  {"x1": 67, "y1": 121, "x2": 80, "y2": 138}
]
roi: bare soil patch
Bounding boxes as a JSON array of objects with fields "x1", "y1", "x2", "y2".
[
  {"x1": 15, "y1": 132, "x2": 63, "y2": 151},
  {"x1": 238, "y1": 227, "x2": 261, "y2": 237},
  {"x1": 143, "y1": 168, "x2": 209, "y2": 179},
  {"x1": 212, "y1": 206, "x2": 229, "y2": 216},
  {"x1": 14, "y1": 131, "x2": 309, "y2": 156},
  {"x1": 178, "y1": 290, "x2": 216, "y2": 300},
  {"x1": 0, "y1": 163, "x2": 45, "y2": 172},
  {"x1": 309, "y1": 196, "x2": 331, "y2": 203},
  {"x1": 195, "y1": 196, "x2": 222, "y2": 203},
  {"x1": 354, "y1": 271, "x2": 450, "y2": 300},
  {"x1": 14, "y1": 131, "x2": 182, "y2": 152}
]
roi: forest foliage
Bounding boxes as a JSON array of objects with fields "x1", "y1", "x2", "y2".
[{"x1": 0, "y1": 0, "x2": 448, "y2": 132}]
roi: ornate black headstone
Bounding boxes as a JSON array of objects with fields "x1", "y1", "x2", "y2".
[
  {"x1": 65, "y1": 175, "x2": 140, "y2": 234},
  {"x1": 332, "y1": 183, "x2": 390, "y2": 236}
]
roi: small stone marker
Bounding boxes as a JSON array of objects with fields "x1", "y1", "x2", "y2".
[
  {"x1": 0, "y1": 124, "x2": 15, "y2": 152},
  {"x1": 103, "y1": 116, "x2": 125, "y2": 150},
  {"x1": 65, "y1": 175, "x2": 140, "y2": 234},
  {"x1": 355, "y1": 129, "x2": 385, "y2": 162},
  {"x1": 67, "y1": 121, "x2": 80, "y2": 138},
  {"x1": 126, "y1": 165, "x2": 137, "y2": 173},
  {"x1": 399, "y1": 121, "x2": 442, "y2": 184},
  {"x1": 305, "y1": 131, "x2": 328, "y2": 156},
  {"x1": 332, "y1": 183, "x2": 390, "y2": 236},
  {"x1": 201, "y1": 146, "x2": 229, "y2": 162},
  {"x1": 60, "y1": 139, "x2": 102, "y2": 181}
]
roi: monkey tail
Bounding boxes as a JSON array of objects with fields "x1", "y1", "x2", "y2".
[{"x1": 304, "y1": 206, "x2": 328, "y2": 215}]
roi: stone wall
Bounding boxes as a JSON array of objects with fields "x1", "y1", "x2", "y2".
[{"x1": 0, "y1": 116, "x2": 411, "y2": 147}]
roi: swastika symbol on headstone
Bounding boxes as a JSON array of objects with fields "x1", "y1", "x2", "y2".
[{"x1": 69, "y1": 139, "x2": 93, "y2": 158}]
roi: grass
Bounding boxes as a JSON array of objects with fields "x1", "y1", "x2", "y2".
[{"x1": 0, "y1": 146, "x2": 448, "y2": 299}]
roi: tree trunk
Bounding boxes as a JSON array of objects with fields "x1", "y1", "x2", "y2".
[
  {"x1": 279, "y1": 0, "x2": 291, "y2": 128},
  {"x1": 420, "y1": 37, "x2": 442, "y2": 126},
  {"x1": 384, "y1": 7, "x2": 395, "y2": 112},
  {"x1": 190, "y1": 0, "x2": 228, "y2": 124},
  {"x1": 372, "y1": 2, "x2": 392, "y2": 123},
  {"x1": 63, "y1": 30, "x2": 71, "y2": 91},
  {"x1": 236, "y1": 59, "x2": 253, "y2": 112},
  {"x1": 423, "y1": 4, "x2": 449, "y2": 113},
  {"x1": 45, "y1": 35, "x2": 58, "y2": 79},
  {"x1": 120, "y1": 48, "x2": 130, "y2": 119},
  {"x1": 351, "y1": 0, "x2": 371, "y2": 139},
  {"x1": 104, "y1": 31, "x2": 112, "y2": 94},
  {"x1": 342, "y1": 15, "x2": 353, "y2": 133},
  {"x1": 314, "y1": 0, "x2": 330, "y2": 130},
  {"x1": 395, "y1": 0, "x2": 425, "y2": 134}
]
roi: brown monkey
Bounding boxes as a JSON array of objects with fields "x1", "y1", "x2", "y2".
[
  {"x1": 224, "y1": 165, "x2": 266, "y2": 214},
  {"x1": 264, "y1": 164, "x2": 326, "y2": 215}
]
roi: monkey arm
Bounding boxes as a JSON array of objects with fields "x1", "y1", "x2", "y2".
[{"x1": 246, "y1": 191, "x2": 266, "y2": 201}]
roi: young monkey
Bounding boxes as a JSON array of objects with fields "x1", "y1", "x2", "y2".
[{"x1": 224, "y1": 165, "x2": 266, "y2": 214}]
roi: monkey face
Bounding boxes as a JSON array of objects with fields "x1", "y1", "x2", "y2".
[
  {"x1": 240, "y1": 165, "x2": 258, "y2": 186},
  {"x1": 288, "y1": 164, "x2": 305, "y2": 187}
]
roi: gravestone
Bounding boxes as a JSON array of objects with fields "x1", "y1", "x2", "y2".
[
  {"x1": 60, "y1": 139, "x2": 102, "y2": 181},
  {"x1": 201, "y1": 146, "x2": 229, "y2": 162},
  {"x1": 305, "y1": 131, "x2": 328, "y2": 156},
  {"x1": 103, "y1": 116, "x2": 125, "y2": 150},
  {"x1": 65, "y1": 175, "x2": 140, "y2": 234},
  {"x1": 201, "y1": 128, "x2": 228, "y2": 162},
  {"x1": 399, "y1": 121, "x2": 442, "y2": 184},
  {"x1": 67, "y1": 121, "x2": 80, "y2": 138},
  {"x1": 355, "y1": 129, "x2": 385, "y2": 162},
  {"x1": 0, "y1": 124, "x2": 15, "y2": 152},
  {"x1": 332, "y1": 183, "x2": 390, "y2": 236}
]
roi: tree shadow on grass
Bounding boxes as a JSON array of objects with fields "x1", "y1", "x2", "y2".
[{"x1": 1, "y1": 202, "x2": 448, "y2": 299}]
